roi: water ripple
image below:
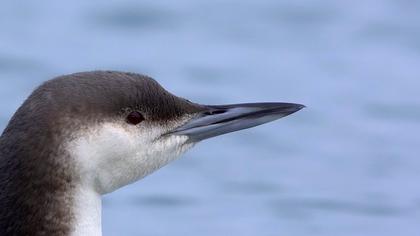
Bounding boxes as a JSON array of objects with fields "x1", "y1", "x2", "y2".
[
  {"x1": 129, "y1": 195, "x2": 197, "y2": 207},
  {"x1": 89, "y1": 5, "x2": 179, "y2": 31},
  {"x1": 269, "y1": 197, "x2": 407, "y2": 218}
]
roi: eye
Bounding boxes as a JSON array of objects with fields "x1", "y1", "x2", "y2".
[{"x1": 126, "y1": 111, "x2": 145, "y2": 125}]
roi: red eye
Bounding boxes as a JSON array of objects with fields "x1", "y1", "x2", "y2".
[{"x1": 126, "y1": 111, "x2": 144, "y2": 125}]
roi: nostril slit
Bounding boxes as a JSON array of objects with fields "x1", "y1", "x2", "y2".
[{"x1": 204, "y1": 109, "x2": 227, "y2": 116}]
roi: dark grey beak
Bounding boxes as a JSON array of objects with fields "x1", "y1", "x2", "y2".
[{"x1": 170, "y1": 102, "x2": 304, "y2": 142}]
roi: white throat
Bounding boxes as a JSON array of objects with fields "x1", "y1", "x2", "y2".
[
  {"x1": 66, "y1": 119, "x2": 193, "y2": 236},
  {"x1": 71, "y1": 186, "x2": 102, "y2": 236}
]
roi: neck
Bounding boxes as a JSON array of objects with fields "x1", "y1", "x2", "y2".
[
  {"x1": 71, "y1": 186, "x2": 102, "y2": 236},
  {"x1": 0, "y1": 107, "x2": 103, "y2": 235},
  {"x1": 0, "y1": 139, "x2": 77, "y2": 235},
  {"x1": 0, "y1": 138, "x2": 103, "y2": 236}
]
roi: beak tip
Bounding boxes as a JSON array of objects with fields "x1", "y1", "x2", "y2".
[
  {"x1": 297, "y1": 104, "x2": 306, "y2": 110},
  {"x1": 284, "y1": 103, "x2": 305, "y2": 115}
]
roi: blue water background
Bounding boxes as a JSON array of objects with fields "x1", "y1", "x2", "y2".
[{"x1": 1, "y1": 1, "x2": 419, "y2": 235}]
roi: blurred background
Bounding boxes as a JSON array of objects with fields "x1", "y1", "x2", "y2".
[{"x1": 1, "y1": 0, "x2": 419, "y2": 235}]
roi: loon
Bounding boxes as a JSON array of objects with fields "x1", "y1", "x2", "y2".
[{"x1": 0, "y1": 71, "x2": 304, "y2": 236}]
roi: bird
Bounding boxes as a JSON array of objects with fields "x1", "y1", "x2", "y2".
[{"x1": 0, "y1": 71, "x2": 304, "y2": 236}]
